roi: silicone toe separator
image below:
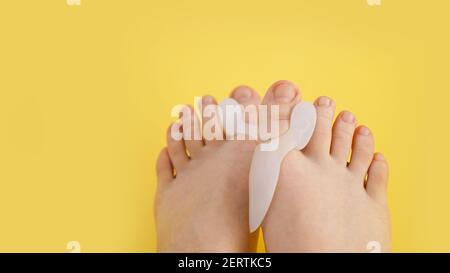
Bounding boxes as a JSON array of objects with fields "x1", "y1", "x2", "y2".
[
  {"x1": 218, "y1": 99, "x2": 316, "y2": 233},
  {"x1": 249, "y1": 102, "x2": 316, "y2": 232},
  {"x1": 219, "y1": 98, "x2": 258, "y2": 139}
]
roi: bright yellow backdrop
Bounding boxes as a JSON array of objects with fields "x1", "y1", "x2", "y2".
[{"x1": 0, "y1": 0, "x2": 449, "y2": 252}]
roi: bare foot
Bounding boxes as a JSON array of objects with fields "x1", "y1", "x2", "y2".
[
  {"x1": 155, "y1": 86, "x2": 260, "y2": 252},
  {"x1": 260, "y1": 81, "x2": 390, "y2": 252}
]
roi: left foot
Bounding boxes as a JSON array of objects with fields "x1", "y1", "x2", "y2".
[{"x1": 155, "y1": 86, "x2": 260, "y2": 252}]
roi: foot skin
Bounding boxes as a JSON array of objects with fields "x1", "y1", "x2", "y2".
[
  {"x1": 155, "y1": 86, "x2": 260, "y2": 252},
  {"x1": 261, "y1": 82, "x2": 390, "y2": 252}
]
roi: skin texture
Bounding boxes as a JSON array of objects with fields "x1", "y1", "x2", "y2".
[
  {"x1": 155, "y1": 80, "x2": 390, "y2": 253},
  {"x1": 155, "y1": 86, "x2": 260, "y2": 252},
  {"x1": 260, "y1": 82, "x2": 390, "y2": 253}
]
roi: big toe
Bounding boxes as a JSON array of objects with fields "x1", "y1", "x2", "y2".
[{"x1": 261, "y1": 80, "x2": 301, "y2": 139}]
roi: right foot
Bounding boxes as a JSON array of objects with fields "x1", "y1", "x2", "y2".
[{"x1": 260, "y1": 81, "x2": 391, "y2": 252}]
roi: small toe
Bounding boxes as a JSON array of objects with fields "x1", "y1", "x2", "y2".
[
  {"x1": 231, "y1": 86, "x2": 261, "y2": 127},
  {"x1": 348, "y1": 126, "x2": 375, "y2": 177},
  {"x1": 167, "y1": 123, "x2": 189, "y2": 170},
  {"x1": 180, "y1": 105, "x2": 203, "y2": 158},
  {"x1": 230, "y1": 85, "x2": 261, "y2": 107},
  {"x1": 366, "y1": 153, "x2": 389, "y2": 204},
  {"x1": 201, "y1": 95, "x2": 224, "y2": 145},
  {"x1": 156, "y1": 147, "x2": 173, "y2": 187},
  {"x1": 330, "y1": 111, "x2": 356, "y2": 164},
  {"x1": 304, "y1": 96, "x2": 336, "y2": 158}
]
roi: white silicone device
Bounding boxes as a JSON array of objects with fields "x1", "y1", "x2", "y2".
[
  {"x1": 248, "y1": 102, "x2": 316, "y2": 232},
  {"x1": 219, "y1": 98, "x2": 258, "y2": 140},
  {"x1": 218, "y1": 99, "x2": 316, "y2": 232}
]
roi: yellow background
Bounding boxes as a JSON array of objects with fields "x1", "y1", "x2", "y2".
[{"x1": 0, "y1": 0, "x2": 449, "y2": 252}]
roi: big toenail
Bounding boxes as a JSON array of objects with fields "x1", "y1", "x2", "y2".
[
  {"x1": 341, "y1": 111, "x2": 355, "y2": 123},
  {"x1": 274, "y1": 83, "x2": 297, "y2": 103},
  {"x1": 359, "y1": 126, "x2": 371, "y2": 136},
  {"x1": 233, "y1": 87, "x2": 252, "y2": 100},
  {"x1": 317, "y1": 96, "x2": 331, "y2": 107}
]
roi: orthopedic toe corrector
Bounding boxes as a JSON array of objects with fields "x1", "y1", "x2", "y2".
[{"x1": 218, "y1": 99, "x2": 317, "y2": 232}]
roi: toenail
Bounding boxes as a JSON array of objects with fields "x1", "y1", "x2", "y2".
[
  {"x1": 317, "y1": 96, "x2": 331, "y2": 107},
  {"x1": 341, "y1": 111, "x2": 355, "y2": 123},
  {"x1": 233, "y1": 86, "x2": 252, "y2": 100},
  {"x1": 273, "y1": 82, "x2": 297, "y2": 103},
  {"x1": 359, "y1": 126, "x2": 371, "y2": 136}
]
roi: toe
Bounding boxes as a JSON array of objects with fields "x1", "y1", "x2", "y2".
[
  {"x1": 201, "y1": 95, "x2": 224, "y2": 145},
  {"x1": 231, "y1": 85, "x2": 261, "y2": 126},
  {"x1": 330, "y1": 111, "x2": 356, "y2": 164},
  {"x1": 366, "y1": 153, "x2": 389, "y2": 204},
  {"x1": 349, "y1": 126, "x2": 375, "y2": 177},
  {"x1": 156, "y1": 147, "x2": 173, "y2": 187},
  {"x1": 230, "y1": 85, "x2": 261, "y2": 107},
  {"x1": 167, "y1": 123, "x2": 189, "y2": 170},
  {"x1": 180, "y1": 105, "x2": 203, "y2": 158},
  {"x1": 304, "y1": 96, "x2": 336, "y2": 158},
  {"x1": 261, "y1": 80, "x2": 301, "y2": 140}
]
